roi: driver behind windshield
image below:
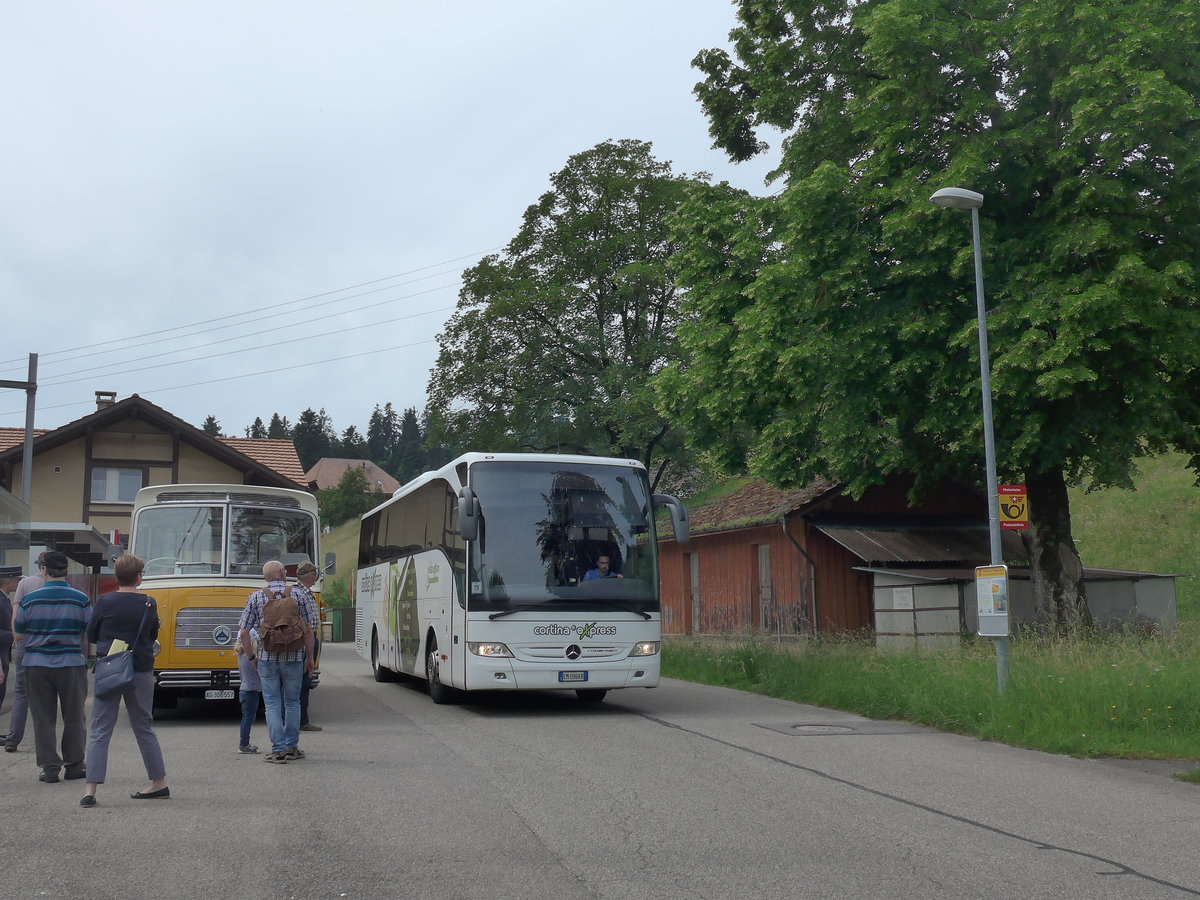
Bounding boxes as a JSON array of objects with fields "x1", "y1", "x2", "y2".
[{"x1": 583, "y1": 555, "x2": 623, "y2": 581}]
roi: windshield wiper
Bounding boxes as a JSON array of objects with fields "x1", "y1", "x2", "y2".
[
  {"x1": 586, "y1": 599, "x2": 652, "y2": 620},
  {"x1": 488, "y1": 600, "x2": 652, "y2": 621},
  {"x1": 488, "y1": 605, "x2": 548, "y2": 620}
]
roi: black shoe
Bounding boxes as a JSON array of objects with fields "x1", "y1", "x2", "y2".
[
  {"x1": 64, "y1": 766, "x2": 86, "y2": 780},
  {"x1": 3, "y1": 743, "x2": 16, "y2": 753},
  {"x1": 79, "y1": 795, "x2": 97, "y2": 808},
  {"x1": 39, "y1": 768, "x2": 61, "y2": 784},
  {"x1": 130, "y1": 787, "x2": 170, "y2": 800}
]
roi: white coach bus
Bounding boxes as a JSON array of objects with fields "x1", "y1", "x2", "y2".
[{"x1": 355, "y1": 452, "x2": 688, "y2": 703}]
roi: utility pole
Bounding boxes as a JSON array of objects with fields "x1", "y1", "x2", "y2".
[{"x1": 0, "y1": 353, "x2": 38, "y2": 502}]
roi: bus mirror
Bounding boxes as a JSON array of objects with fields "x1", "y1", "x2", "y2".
[
  {"x1": 324, "y1": 552, "x2": 336, "y2": 576},
  {"x1": 458, "y1": 488, "x2": 479, "y2": 541},
  {"x1": 652, "y1": 493, "x2": 689, "y2": 544}
]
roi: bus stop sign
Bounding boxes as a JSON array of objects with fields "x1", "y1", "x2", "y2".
[{"x1": 975, "y1": 565, "x2": 1010, "y2": 638}]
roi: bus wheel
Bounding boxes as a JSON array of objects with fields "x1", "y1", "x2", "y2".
[
  {"x1": 576, "y1": 689, "x2": 608, "y2": 703},
  {"x1": 425, "y1": 641, "x2": 455, "y2": 705},
  {"x1": 371, "y1": 633, "x2": 393, "y2": 683}
]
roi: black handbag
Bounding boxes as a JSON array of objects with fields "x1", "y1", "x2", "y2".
[{"x1": 93, "y1": 601, "x2": 152, "y2": 701}]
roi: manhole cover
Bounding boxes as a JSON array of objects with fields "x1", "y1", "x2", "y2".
[
  {"x1": 755, "y1": 721, "x2": 926, "y2": 737},
  {"x1": 790, "y1": 724, "x2": 857, "y2": 735}
]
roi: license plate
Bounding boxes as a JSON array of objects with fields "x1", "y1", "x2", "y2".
[
  {"x1": 205, "y1": 689, "x2": 235, "y2": 700},
  {"x1": 558, "y1": 671, "x2": 587, "y2": 683}
]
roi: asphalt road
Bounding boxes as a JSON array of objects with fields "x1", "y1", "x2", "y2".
[{"x1": 2, "y1": 642, "x2": 1198, "y2": 900}]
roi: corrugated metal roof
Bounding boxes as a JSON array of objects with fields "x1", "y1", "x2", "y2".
[
  {"x1": 813, "y1": 522, "x2": 1029, "y2": 565},
  {"x1": 857, "y1": 565, "x2": 1179, "y2": 582}
]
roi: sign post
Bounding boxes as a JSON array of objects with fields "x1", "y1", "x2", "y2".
[{"x1": 975, "y1": 564, "x2": 1010, "y2": 694}]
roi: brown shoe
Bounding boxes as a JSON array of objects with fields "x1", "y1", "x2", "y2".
[{"x1": 299, "y1": 723, "x2": 323, "y2": 732}]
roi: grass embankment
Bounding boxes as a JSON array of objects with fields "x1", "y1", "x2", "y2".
[
  {"x1": 663, "y1": 453, "x2": 1200, "y2": 771},
  {"x1": 665, "y1": 628, "x2": 1200, "y2": 761},
  {"x1": 320, "y1": 519, "x2": 360, "y2": 607}
]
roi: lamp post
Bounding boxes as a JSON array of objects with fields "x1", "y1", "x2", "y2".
[{"x1": 929, "y1": 187, "x2": 1008, "y2": 692}]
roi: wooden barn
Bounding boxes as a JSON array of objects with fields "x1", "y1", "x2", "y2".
[{"x1": 657, "y1": 474, "x2": 1003, "y2": 636}]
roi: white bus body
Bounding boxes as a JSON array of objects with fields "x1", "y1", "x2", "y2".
[{"x1": 355, "y1": 452, "x2": 688, "y2": 703}]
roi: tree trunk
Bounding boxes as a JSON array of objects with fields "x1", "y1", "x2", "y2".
[{"x1": 1024, "y1": 466, "x2": 1091, "y2": 632}]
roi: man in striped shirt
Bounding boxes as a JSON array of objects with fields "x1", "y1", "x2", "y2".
[{"x1": 13, "y1": 550, "x2": 92, "y2": 784}]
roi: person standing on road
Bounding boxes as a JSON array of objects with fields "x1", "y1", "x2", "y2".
[
  {"x1": 235, "y1": 627, "x2": 262, "y2": 753},
  {"x1": 238, "y1": 561, "x2": 317, "y2": 764},
  {"x1": 80, "y1": 553, "x2": 169, "y2": 807},
  {"x1": 0, "y1": 586, "x2": 12, "y2": 715},
  {"x1": 12, "y1": 551, "x2": 91, "y2": 784},
  {"x1": 3, "y1": 552, "x2": 47, "y2": 752},
  {"x1": 292, "y1": 561, "x2": 323, "y2": 733}
]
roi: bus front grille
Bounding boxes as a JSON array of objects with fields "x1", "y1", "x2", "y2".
[{"x1": 174, "y1": 607, "x2": 243, "y2": 650}]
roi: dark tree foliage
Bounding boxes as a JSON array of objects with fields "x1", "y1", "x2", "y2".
[
  {"x1": 201, "y1": 415, "x2": 223, "y2": 437},
  {"x1": 291, "y1": 407, "x2": 337, "y2": 471},
  {"x1": 340, "y1": 425, "x2": 368, "y2": 459},
  {"x1": 267, "y1": 414, "x2": 292, "y2": 440}
]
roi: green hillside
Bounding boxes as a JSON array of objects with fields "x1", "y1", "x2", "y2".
[
  {"x1": 320, "y1": 518, "x2": 361, "y2": 602},
  {"x1": 1069, "y1": 453, "x2": 1199, "y2": 619}
]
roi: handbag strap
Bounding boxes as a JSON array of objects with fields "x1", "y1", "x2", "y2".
[{"x1": 128, "y1": 599, "x2": 153, "y2": 649}]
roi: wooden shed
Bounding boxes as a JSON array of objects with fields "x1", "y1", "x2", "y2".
[{"x1": 657, "y1": 474, "x2": 1001, "y2": 636}]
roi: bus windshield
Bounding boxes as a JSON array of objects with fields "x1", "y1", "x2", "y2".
[
  {"x1": 468, "y1": 461, "x2": 659, "y2": 613},
  {"x1": 132, "y1": 502, "x2": 315, "y2": 577}
]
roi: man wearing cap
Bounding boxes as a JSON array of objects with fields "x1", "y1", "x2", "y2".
[
  {"x1": 292, "y1": 561, "x2": 323, "y2": 732},
  {"x1": 13, "y1": 551, "x2": 92, "y2": 784}
]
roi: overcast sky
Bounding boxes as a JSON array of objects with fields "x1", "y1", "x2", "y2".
[{"x1": 1, "y1": 1, "x2": 777, "y2": 441}]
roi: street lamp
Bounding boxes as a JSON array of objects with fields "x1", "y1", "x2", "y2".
[{"x1": 929, "y1": 187, "x2": 1008, "y2": 692}]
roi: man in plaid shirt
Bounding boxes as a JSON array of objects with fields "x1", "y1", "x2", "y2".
[{"x1": 238, "y1": 561, "x2": 317, "y2": 763}]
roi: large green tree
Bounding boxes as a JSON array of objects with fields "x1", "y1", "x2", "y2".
[
  {"x1": 661, "y1": 0, "x2": 1200, "y2": 628},
  {"x1": 426, "y1": 139, "x2": 708, "y2": 490},
  {"x1": 318, "y1": 464, "x2": 387, "y2": 528}
]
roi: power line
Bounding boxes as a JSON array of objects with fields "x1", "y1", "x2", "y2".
[
  {"x1": 0, "y1": 339, "x2": 439, "y2": 418},
  {"x1": 40, "y1": 282, "x2": 460, "y2": 383},
  {"x1": 38, "y1": 295, "x2": 457, "y2": 388},
  {"x1": 10, "y1": 267, "x2": 465, "y2": 375},
  {"x1": 0, "y1": 247, "x2": 496, "y2": 369}
]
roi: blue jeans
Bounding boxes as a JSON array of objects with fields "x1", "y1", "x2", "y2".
[
  {"x1": 257, "y1": 659, "x2": 303, "y2": 753},
  {"x1": 238, "y1": 689, "x2": 261, "y2": 748}
]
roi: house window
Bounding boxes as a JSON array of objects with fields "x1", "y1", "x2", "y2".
[{"x1": 91, "y1": 467, "x2": 143, "y2": 503}]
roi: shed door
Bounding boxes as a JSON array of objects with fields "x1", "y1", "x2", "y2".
[
  {"x1": 754, "y1": 544, "x2": 773, "y2": 630},
  {"x1": 685, "y1": 553, "x2": 700, "y2": 634}
]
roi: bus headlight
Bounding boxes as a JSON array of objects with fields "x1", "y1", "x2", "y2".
[
  {"x1": 629, "y1": 641, "x2": 660, "y2": 657},
  {"x1": 467, "y1": 642, "x2": 513, "y2": 657}
]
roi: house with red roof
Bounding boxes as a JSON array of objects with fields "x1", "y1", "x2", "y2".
[
  {"x1": 0, "y1": 392, "x2": 306, "y2": 573},
  {"x1": 304, "y1": 457, "x2": 400, "y2": 495}
]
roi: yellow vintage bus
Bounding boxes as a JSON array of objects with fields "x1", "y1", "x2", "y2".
[{"x1": 129, "y1": 484, "x2": 333, "y2": 706}]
